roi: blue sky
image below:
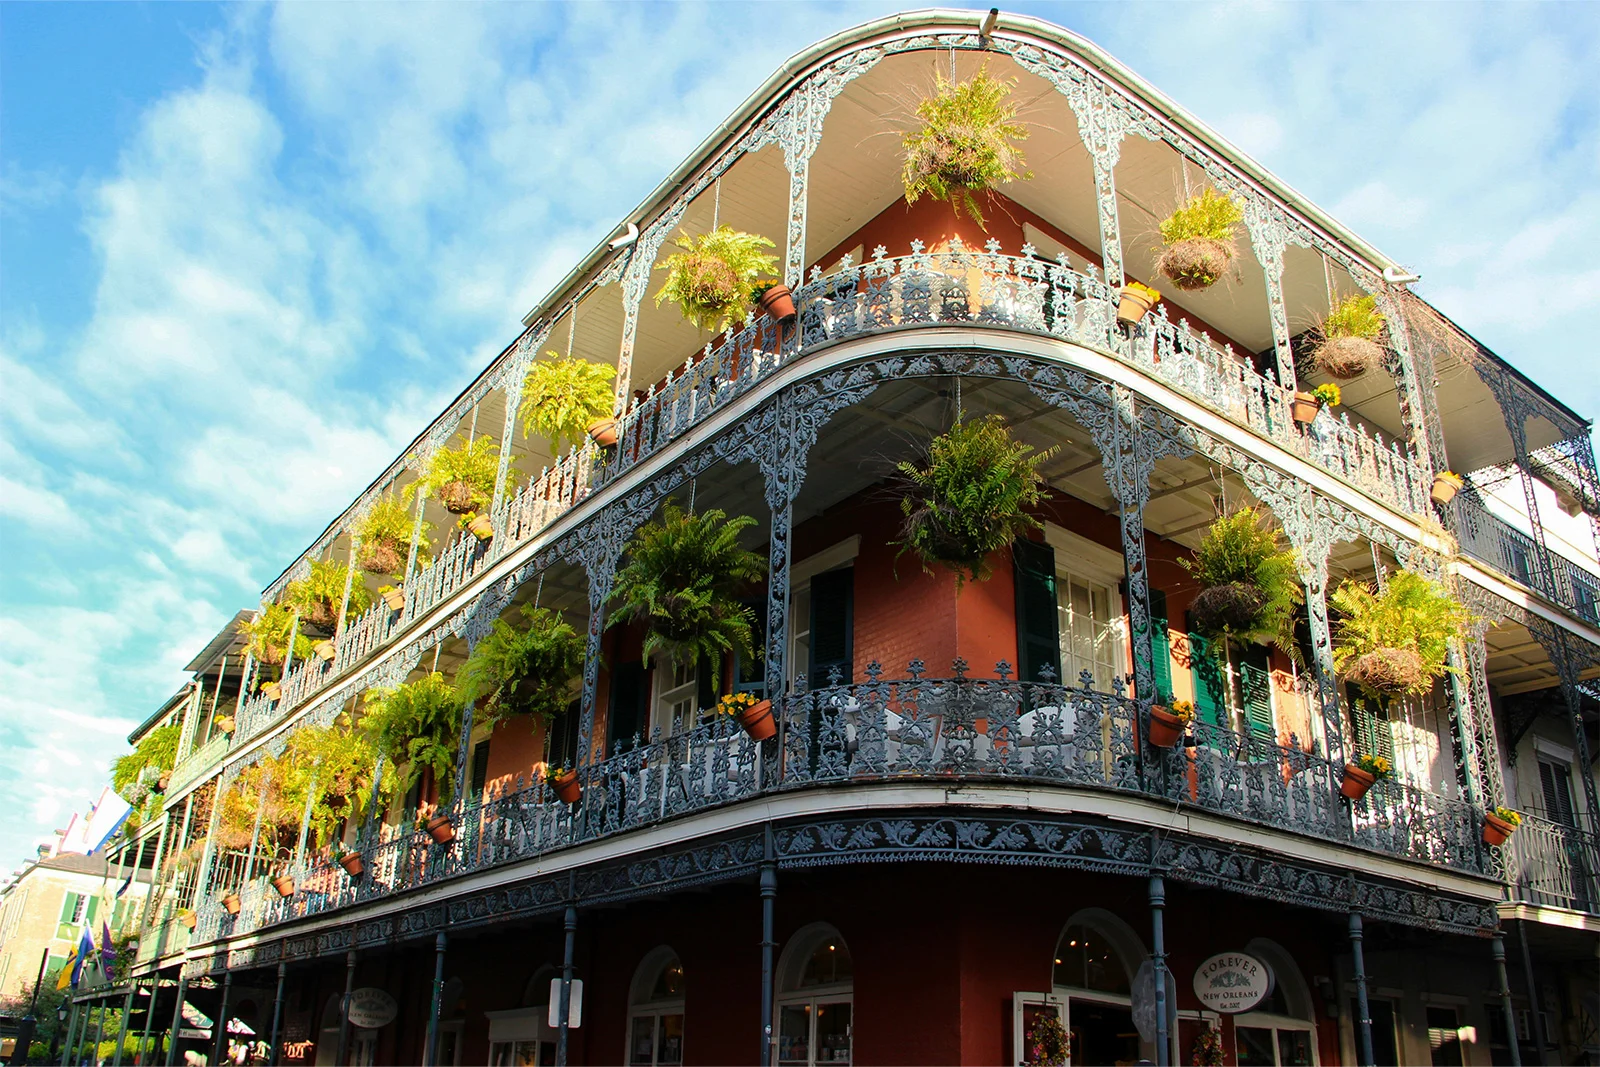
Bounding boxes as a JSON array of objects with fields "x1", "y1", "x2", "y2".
[{"x1": 3, "y1": 2, "x2": 1598, "y2": 874}]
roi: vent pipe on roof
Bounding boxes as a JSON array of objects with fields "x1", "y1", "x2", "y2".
[
  {"x1": 1383, "y1": 266, "x2": 1421, "y2": 286},
  {"x1": 980, "y1": 8, "x2": 999, "y2": 43},
  {"x1": 609, "y1": 222, "x2": 640, "y2": 250}
]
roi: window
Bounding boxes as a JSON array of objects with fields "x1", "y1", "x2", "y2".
[
  {"x1": 627, "y1": 949, "x2": 684, "y2": 1067},
  {"x1": 1041, "y1": 525, "x2": 1126, "y2": 692},
  {"x1": 1188, "y1": 634, "x2": 1276, "y2": 738},
  {"x1": 1425, "y1": 1006, "x2": 1464, "y2": 1067},
  {"x1": 1347, "y1": 997, "x2": 1400, "y2": 1067},
  {"x1": 56, "y1": 891, "x2": 95, "y2": 941},
  {"x1": 1538, "y1": 759, "x2": 1577, "y2": 827},
  {"x1": 608, "y1": 664, "x2": 649, "y2": 754},
  {"x1": 1049, "y1": 918, "x2": 1140, "y2": 1067},
  {"x1": 651, "y1": 657, "x2": 716, "y2": 737},
  {"x1": 776, "y1": 924, "x2": 853, "y2": 1066},
  {"x1": 1233, "y1": 939, "x2": 1318, "y2": 1066},
  {"x1": 486, "y1": 968, "x2": 558, "y2": 1066},
  {"x1": 470, "y1": 739, "x2": 492, "y2": 801},
  {"x1": 787, "y1": 539, "x2": 859, "y2": 689}
]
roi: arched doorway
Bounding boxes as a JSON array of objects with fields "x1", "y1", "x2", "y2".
[
  {"x1": 775, "y1": 923, "x2": 852, "y2": 1066},
  {"x1": 1043, "y1": 909, "x2": 1145, "y2": 1066},
  {"x1": 627, "y1": 947, "x2": 684, "y2": 1066},
  {"x1": 1232, "y1": 939, "x2": 1318, "y2": 1066}
]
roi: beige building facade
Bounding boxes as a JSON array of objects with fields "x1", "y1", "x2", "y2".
[{"x1": 0, "y1": 851, "x2": 150, "y2": 999}]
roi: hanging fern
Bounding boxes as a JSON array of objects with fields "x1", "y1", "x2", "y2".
[
  {"x1": 519, "y1": 354, "x2": 617, "y2": 454},
  {"x1": 111, "y1": 723, "x2": 181, "y2": 829},
  {"x1": 359, "y1": 671, "x2": 463, "y2": 806},
  {"x1": 280, "y1": 714, "x2": 378, "y2": 849},
  {"x1": 901, "y1": 65, "x2": 1030, "y2": 228},
  {"x1": 284, "y1": 558, "x2": 372, "y2": 631},
  {"x1": 1155, "y1": 189, "x2": 1243, "y2": 290},
  {"x1": 610, "y1": 502, "x2": 767, "y2": 672},
  {"x1": 1331, "y1": 570, "x2": 1471, "y2": 699},
  {"x1": 654, "y1": 226, "x2": 778, "y2": 333},
  {"x1": 354, "y1": 491, "x2": 431, "y2": 576},
  {"x1": 459, "y1": 605, "x2": 584, "y2": 729},
  {"x1": 237, "y1": 602, "x2": 315, "y2": 668},
  {"x1": 893, "y1": 415, "x2": 1053, "y2": 587},
  {"x1": 418, "y1": 434, "x2": 508, "y2": 515},
  {"x1": 1181, "y1": 507, "x2": 1302, "y2": 656}
]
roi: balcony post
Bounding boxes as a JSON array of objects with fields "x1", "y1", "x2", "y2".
[
  {"x1": 1291, "y1": 529, "x2": 1347, "y2": 768},
  {"x1": 401, "y1": 483, "x2": 428, "y2": 619},
  {"x1": 161, "y1": 972, "x2": 186, "y2": 1067},
  {"x1": 423, "y1": 933, "x2": 446, "y2": 1067},
  {"x1": 269, "y1": 961, "x2": 287, "y2": 1065},
  {"x1": 1046, "y1": 79, "x2": 1129, "y2": 288},
  {"x1": 1348, "y1": 912, "x2": 1373, "y2": 1067},
  {"x1": 1240, "y1": 205, "x2": 1295, "y2": 391},
  {"x1": 138, "y1": 979, "x2": 159, "y2": 1063},
  {"x1": 138, "y1": 809, "x2": 171, "y2": 933},
  {"x1": 334, "y1": 541, "x2": 358, "y2": 643},
  {"x1": 111, "y1": 984, "x2": 135, "y2": 1067},
  {"x1": 556, "y1": 904, "x2": 578, "y2": 1066},
  {"x1": 1460, "y1": 623, "x2": 1507, "y2": 809},
  {"x1": 335, "y1": 949, "x2": 356, "y2": 1067},
  {"x1": 759, "y1": 831, "x2": 777, "y2": 1067},
  {"x1": 1104, "y1": 388, "x2": 1157, "y2": 703},
  {"x1": 1149, "y1": 875, "x2": 1170, "y2": 1067},
  {"x1": 210, "y1": 968, "x2": 232, "y2": 1067},
  {"x1": 575, "y1": 536, "x2": 623, "y2": 770},
  {"x1": 58, "y1": 999, "x2": 77, "y2": 1067},
  {"x1": 1443, "y1": 642, "x2": 1486, "y2": 810},
  {"x1": 1491, "y1": 932, "x2": 1523, "y2": 1067},
  {"x1": 1376, "y1": 288, "x2": 1445, "y2": 479},
  {"x1": 491, "y1": 356, "x2": 530, "y2": 519},
  {"x1": 191, "y1": 779, "x2": 225, "y2": 936}
]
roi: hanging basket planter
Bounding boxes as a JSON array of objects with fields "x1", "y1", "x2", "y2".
[
  {"x1": 313, "y1": 640, "x2": 336, "y2": 662},
  {"x1": 221, "y1": 893, "x2": 242, "y2": 916},
  {"x1": 1116, "y1": 282, "x2": 1161, "y2": 324},
  {"x1": 1189, "y1": 582, "x2": 1268, "y2": 638},
  {"x1": 380, "y1": 586, "x2": 405, "y2": 612},
  {"x1": 1314, "y1": 336, "x2": 1382, "y2": 380},
  {"x1": 1147, "y1": 705, "x2": 1187, "y2": 748},
  {"x1": 425, "y1": 814, "x2": 456, "y2": 845},
  {"x1": 271, "y1": 875, "x2": 295, "y2": 899},
  {"x1": 1157, "y1": 237, "x2": 1234, "y2": 291},
  {"x1": 437, "y1": 480, "x2": 480, "y2": 515},
  {"x1": 357, "y1": 538, "x2": 404, "y2": 577},
  {"x1": 547, "y1": 769, "x2": 581, "y2": 805},
  {"x1": 1430, "y1": 471, "x2": 1463, "y2": 506},
  {"x1": 756, "y1": 282, "x2": 797, "y2": 322},
  {"x1": 1340, "y1": 764, "x2": 1377, "y2": 801},
  {"x1": 1343, "y1": 647, "x2": 1427, "y2": 698},
  {"x1": 338, "y1": 851, "x2": 365, "y2": 878},
  {"x1": 1483, "y1": 810, "x2": 1521, "y2": 847},
  {"x1": 586, "y1": 417, "x2": 620, "y2": 448}
]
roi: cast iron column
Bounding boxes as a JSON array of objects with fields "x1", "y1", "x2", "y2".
[
  {"x1": 334, "y1": 949, "x2": 356, "y2": 1067},
  {"x1": 58, "y1": 999, "x2": 78, "y2": 1067},
  {"x1": 210, "y1": 970, "x2": 232, "y2": 1067},
  {"x1": 1149, "y1": 875, "x2": 1169, "y2": 1067},
  {"x1": 268, "y1": 961, "x2": 288, "y2": 1064},
  {"x1": 556, "y1": 905, "x2": 577, "y2": 1066},
  {"x1": 1349, "y1": 913, "x2": 1373, "y2": 1067},
  {"x1": 759, "y1": 858, "x2": 777, "y2": 1067},
  {"x1": 1493, "y1": 933, "x2": 1523, "y2": 1067},
  {"x1": 162, "y1": 973, "x2": 187, "y2": 1067},
  {"x1": 1516, "y1": 921, "x2": 1548, "y2": 1065},
  {"x1": 112, "y1": 984, "x2": 135, "y2": 1067},
  {"x1": 424, "y1": 933, "x2": 447, "y2": 1067},
  {"x1": 137, "y1": 980, "x2": 158, "y2": 1066}
]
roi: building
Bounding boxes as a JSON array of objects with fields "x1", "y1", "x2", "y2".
[
  {"x1": 102, "y1": 11, "x2": 1598, "y2": 1066},
  {"x1": 0, "y1": 849, "x2": 151, "y2": 999}
]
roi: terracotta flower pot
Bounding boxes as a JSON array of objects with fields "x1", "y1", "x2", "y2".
[
  {"x1": 314, "y1": 640, "x2": 336, "y2": 662},
  {"x1": 550, "y1": 770, "x2": 582, "y2": 805},
  {"x1": 467, "y1": 514, "x2": 494, "y2": 541},
  {"x1": 1116, "y1": 285, "x2": 1158, "y2": 324},
  {"x1": 426, "y1": 815, "x2": 456, "y2": 845},
  {"x1": 1483, "y1": 812, "x2": 1518, "y2": 847},
  {"x1": 262, "y1": 681, "x2": 282, "y2": 702},
  {"x1": 179, "y1": 911, "x2": 197, "y2": 931},
  {"x1": 737, "y1": 699, "x2": 777, "y2": 741},
  {"x1": 758, "y1": 284, "x2": 797, "y2": 322},
  {"x1": 216, "y1": 714, "x2": 238, "y2": 732},
  {"x1": 1340, "y1": 764, "x2": 1377, "y2": 801},
  {"x1": 586, "y1": 417, "x2": 620, "y2": 448},
  {"x1": 1147, "y1": 706, "x2": 1185, "y2": 748},
  {"x1": 1291, "y1": 392, "x2": 1323, "y2": 424},
  {"x1": 155, "y1": 773, "x2": 170, "y2": 792},
  {"x1": 381, "y1": 587, "x2": 406, "y2": 612},
  {"x1": 222, "y1": 894, "x2": 241, "y2": 916},
  {"x1": 1430, "y1": 471, "x2": 1463, "y2": 507},
  {"x1": 338, "y1": 852, "x2": 365, "y2": 878},
  {"x1": 271, "y1": 875, "x2": 295, "y2": 898}
]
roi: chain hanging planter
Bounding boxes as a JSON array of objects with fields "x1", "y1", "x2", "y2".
[{"x1": 1155, "y1": 189, "x2": 1242, "y2": 291}]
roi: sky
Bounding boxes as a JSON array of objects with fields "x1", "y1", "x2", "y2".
[{"x1": 2, "y1": 1, "x2": 1598, "y2": 876}]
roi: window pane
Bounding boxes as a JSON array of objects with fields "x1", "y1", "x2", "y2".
[
  {"x1": 815, "y1": 1002, "x2": 851, "y2": 1064},
  {"x1": 658, "y1": 1014, "x2": 684, "y2": 1066},
  {"x1": 1426, "y1": 1006, "x2": 1464, "y2": 1067},
  {"x1": 650, "y1": 957, "x2": 684, "y2": 1000},
  {"x1": 778, "y1": 1005, "x2": 812, "y2": 1066},
  {"x1": 1235, "y1": 1026, "x2": 1275, "y2": 1067},
  {"x1": 630, "y1": 1015, "x2": 656, "y2": 1066},
  {"x1": 1051, "y1": 924, "x2": 1129, "y2": 994},
  {"x1": 799, "y1": 938, "x2": 852, "y2": 987},
  {"x1": 1277, "y1": 1029, "x2": 1313, "y2": 1067}
]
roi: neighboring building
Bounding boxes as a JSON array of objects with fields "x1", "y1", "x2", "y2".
[
  {"x1": 107, "y1": 11, "x2": 1598, "y2": 1066},
  {"x1": 0, "y1": 850, "x2": 151, "y2": 998}
]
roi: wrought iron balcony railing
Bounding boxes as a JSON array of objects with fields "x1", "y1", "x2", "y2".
[
  {"x1": 1457, "y1": 496, "x2": 1600, "y2": 625},
  {"x1": 196, "y1": 663, "x2": 1493, "y2": 944},
  {"x1": 166, "y1": 731, "x2": 232, "y2": 796},
  {"x1": 231, "y1": 243, "x2": 1432, "y2": 748},
  {"x1": 1503, "y1": 813, "x2": 1598, "y2": 914}
]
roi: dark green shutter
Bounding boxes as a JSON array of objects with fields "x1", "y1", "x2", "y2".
[
  {"x1": 733, "y1": 597, "x2": 766, "y2": 696},
  {"x1": 1539, "y1": 761, "x2": 1576, "y2": 826},
  {"x1": 1013, "y1": 539, "x2": 1062, "y2": 684},
  {"x1": 1348, "y1": 684, "x2": 1394, "y2": 764},
  {"x1": 551, "y1": 698, "x2": 580, "y2": 768},
  {"x1": 469, "y1": 740, "x2": 491, "y2": 800},
  {"x1": 1187, "y1": 629, "x2": 1229, "y2": 728},
  {"x1": 607, "y1": 663, "x2": 648, "y2": 753},
  {"x1": 1238, "y1": 644, "x2": 1274, "y2": 738},
  {"x1": 1150, "y1": 589, "x2": 1172, "y2": 701},
  {"x1": 809, "y1": 568, "x2": 854, "y2": 685},
  {"x1": 696, "y1": 653, "x2": 717, "y2": 713}
]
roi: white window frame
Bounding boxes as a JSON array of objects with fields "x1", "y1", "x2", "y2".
[
  {"x1": 774, "y1": 989, "x2": 853, "y2": 1067},
  {"x1": 786, "y1": 537, "x2": 861, "y2": 686},
  {"x1": 1232, "y1": 1010, "x2": 1320, "y2": 1066},
  {"x1": 651, "y1": 658, "x2": 702, "y2": 737},
  {"x1": 626, "y1": 950, "x2": 685, "y2": 1067},
  {"x1": 1042, "y1": 524, "x2": 1126, "y2": 690}
]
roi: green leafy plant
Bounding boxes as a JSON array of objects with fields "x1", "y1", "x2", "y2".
[
  {"x1": 238, "y1": 602, "x2": 315, "y2": 668},
  {"x1": 355, "y1": 491, "x2": 431, "y2": 576},
  {"x1": 1323, "y1": 294, "x2": 1384, "y2": 341},
  {"x1": 654, "y1": 226, "x2": 778, "y2": 333},
  {"x1": 459, "y1": 605, "x2": 584, "y2": 729},
  {"x1": 610, "y1": 502, "x2": 767, "y2": 672},
  {"x1": 216, "y1": 754, "x2": 300, "y2": 851},
  {"x1": 519, "y1": 353, "x2": 617, "y2": 454},
  {"x1": 1156, "y1": 188, "x2": 1243, "y2": 290},
  {"x1": 1313, "y1": 294, "x2": 1387, "y2": 379},
  {"x1": 285, "y1": 558, "x2": 372, "y2": 631},
  {"x1": 893, "y1": 415, "x2": 1054, "y2": 587},
  {"x1": 1330, "y1": 569, "x2": 1471, "y2": 699},
  {"x1": 419, "y1": 433, "x2": 507, "y2": 515},
  {"x1": 1181, "y1": 507, "x2": 1302, "y2": 654},
  {"x1": 901, "y1": 65, "x2": 1030, "y2": 229},
  {"x1": 110, "y1": 723, "x2": 180, "y2": 829},
  {"x1": 360, "y1": 671, "x2": 464, "y2": 807}
]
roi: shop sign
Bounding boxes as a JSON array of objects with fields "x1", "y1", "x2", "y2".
[
  {"x1": 1192, "y1": 952, "x2": 1272, "y2": 1013},
  {"x1": 345, "y1": 987, "x2": 398, "y2": 1029}
]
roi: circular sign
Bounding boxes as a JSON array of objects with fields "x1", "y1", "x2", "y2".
[
  {"x1": 1192, "y1": 952, "x2": 1273, "y2": 1014},
  {"x1": 345, "y1": 988, "x2": 398, "y2": 1030}
]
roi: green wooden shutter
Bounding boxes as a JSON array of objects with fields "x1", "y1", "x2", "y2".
[
  {"x1": 1348, "y1": 684, "x2": 1394, "y2": 764},
  {"x1": 1238, "y1": 644, "x2": 1274, "y2": 739},
  {"x1": 1187, "y1": 631, "x2": 1229, "y2": 728},
  {"x1": 57, "y1": 892, "x2": 81, "y2": 939},
  {"x1": 1149, "y1": 589, "x2": 1172, "y2": 701},
  {"x1": 1013, "y1": 539, "x2": 1062, "y2": 684},
  {"x1": 607, "y1": 662, "x2": 648, "y2": 753},
  {"x1": 469, "y1": 739, "x2": 491, "y2": 800},
  {"x1": 809, "y1": 568, "x2": 854, "y2": 685},
  {"x1": 84, "y1": 895, "x2": 99, "y2": 925}
]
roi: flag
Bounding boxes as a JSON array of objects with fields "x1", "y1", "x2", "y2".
[
  {"x1": 55, "y1": 945, "x2": 78, "y2": 990},
  {"x1": 116, "y1": 870, "x2": 133, "y2": 898},
  {"x1": 100, "y1": 921, "x2": 117, "y2": 973},
  {"x1": 70, "y1": 925, "x2": 94, "y2": 987}
]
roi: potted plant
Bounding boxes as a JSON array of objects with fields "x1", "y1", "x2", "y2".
[
  {"x1": 1331, "y1": 570, "x2": 1471, "y2": 701},
  {"x1": 214, "y1": 712, "x2": 237, "y2": 734},
  {"x1": 360, "y1": 671, "x2": 463, "y2": 824},
  {"x1": 1156, "y1": 188, "x2": 1243, "y2": 291},
  {"x1": 1483, "y1": 805, "x2": 1522, "y2": 846},
  {"x1": 519, "y1": 353, "x2": 618, "y2": 454},
  {"x1": 752, "y1": 280, "x2": 796, "y2": 323},
  {"x1": 1181, "y1": 508, "x2": 1302, "y2": 653},
  {"x1": 333, "y1": 841, "x2": 365, "y2": 879},
  {"x1": 261, "y1": 680, "x2": 282, "y2": 702},
  {"x1": 1340, "y1": 752, "x2": 1392, "y2": 801},
  {"x1": 378, "y1": 584, "x2": 406, "y2": 612},
  {"x1": 653, "y1": 225, "x2": 779, "y2": 333},
  {"x1": 177, "y1": 907, "x2": 197, "y2": 930},
  {"x1": 1313, "y1": 293, "x2": 1386, "y2": 379},
  {"x1": 718, "y1": 691, "x2": 776, "y2": 741},
  {"x1": 1291, "y1": 382, "x2": 1341, "y2": 424},
  {"x1": 1116, "y1": 281, "x2": 1161, "y2": 324},
  {"x1": 313, "y1": 640, "x2": 336, "y2": 662},
  {"x1": 285, "y1": 559, "x2": 372, "y2": 633},
  {"x1": 419, "y1": 433, "x2": 505, "y2": 516},
  {"x1": 354, "y1": 491, "x2": 432, "y2": 577},
  {"x1": 892, "y1": 415, "x2": 1054, "y2": 588},
  {"x1": 543, "y1": 763, "x2": 581, "y2": 804},
  {"x1": 237, "y1": 602, "x2": 315, "y2": 670},
  {"x1": 1147, "y1": 698, "x2": 1194, "y2": 748},
  {"x1": 900, "y1": 65, "x2": 1030, "y2": 229},
  {"x1": 424, "y1": 811, "x2": 456, "y2": 844},
  {"x1": 460, "y1": 511, "x2": 494, "y2": 541},
  {"x1": 270, "y1": 873, "x2": 295, "y2": 898},
  {"x1": 609, "y1": 502, "x2": 767, "y2": 677},
  {"x1": 1430, "y1": 470, "x2": 1464, "y2": 506},
  {"x1": 460, "y1": 605, "x2": 584, "y2": 730},
  {"x1": 112, "y1": 723, "x2": 180, "y2": 816},
  {"x1": 221, "y1": 893, "x2": 241, "y2": 916},
  {"x1": 1190, "y1": 1023, "x2": 1225, "y2": 1067}
]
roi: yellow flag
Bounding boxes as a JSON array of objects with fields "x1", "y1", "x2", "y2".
[{"x1": 54, "y1": 946, "x2": 77, "y2": 990}]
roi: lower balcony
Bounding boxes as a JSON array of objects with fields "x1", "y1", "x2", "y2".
[{"x1": 198, "y1": 666, "x2": 1498, "y2": 944}]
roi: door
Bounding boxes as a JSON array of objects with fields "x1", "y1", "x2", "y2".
[{"x1": 1012, "y1": 991, "x2": 1068, "y2": 1066}]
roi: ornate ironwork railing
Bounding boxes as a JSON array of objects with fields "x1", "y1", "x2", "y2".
[
  {"x1": 198, "y1": 663, "x2": 1496, "y2": 942},
  {"x1": 166, "y1": 731, "x2": 232, "y2": 796},
  {"x1": 1504, "y1": 814, "x2": 1598, "y2": 914},
  {"x1": 228, "y1": 241, "x2": 1433, "y2": 753},
  {"x1": 1457, "y1": 496, "x2": 1600, "y2": 624}
]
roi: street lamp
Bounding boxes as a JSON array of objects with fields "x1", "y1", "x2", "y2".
[{"x1": 48, "y1": 1004, "x2": 68, "y2": 1064}]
